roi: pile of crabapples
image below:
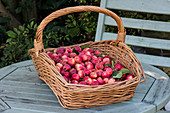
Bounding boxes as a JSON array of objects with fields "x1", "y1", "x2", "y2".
[{"x1": 47, "y1": 45, "x2": 134, "y2": 85}]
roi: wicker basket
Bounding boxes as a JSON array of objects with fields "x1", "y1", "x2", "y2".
[{"x1": 28, "y1": 6, "x2": 146, "y2": 109}]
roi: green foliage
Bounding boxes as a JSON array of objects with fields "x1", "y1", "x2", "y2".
[
  {"x1": 0, "y1": 21, "x2": 70, "y2": 68},
  {"x1": 37, "y1": 0, "x2": 68, "y2": 10},
  {"x1": 0, "y1": 22, "x2": 37, "y2": 67},
  {"x1": 0, "y1": 0, "x2": 101, "y2": 68},
  {"x1": 112, "y1": 69, "x2": 130, "y2": 79},
  {"x1": 0, "y1": 17, "x2": 11, "y2": 24},
  {"x1": 0, "y1": 25, "x2": 8, "y2": 43},
  {"x1": 0, "y1": 17, "x2": 10, "y2": 45},
  {"x1": 80, "y1": 44, "x2": 89, "y2": 50},
  {"x1": 64, "y1": 11, "x2": 98, "y2": 44}
]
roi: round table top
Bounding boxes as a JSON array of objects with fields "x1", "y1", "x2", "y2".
[{"x1": 0, "y1": 60, "x2": 169, "y2": 113}]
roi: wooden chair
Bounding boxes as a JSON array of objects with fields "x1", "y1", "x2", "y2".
[
  {"x1": 95, "y1": 0, "x2": 170, "y2": 112},
  {"x1": 95, "y1": 0, "x2": 170, "y2": 68}
]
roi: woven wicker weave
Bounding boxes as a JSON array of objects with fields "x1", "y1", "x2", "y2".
[{"x1": 28, "y1": 6, "x2": 146, "y2": 109}]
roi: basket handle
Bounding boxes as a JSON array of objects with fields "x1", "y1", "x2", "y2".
[{"x1": 34, "y1": 6, "x2": 126, "y2": 55}]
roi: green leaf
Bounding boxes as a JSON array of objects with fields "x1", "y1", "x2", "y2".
[
  {"x1": 112, "y1": 71, "x2": 118, "y2": 76},
  {"x1": 68, "y1": 15, "x2": 72, "y2": 18},
  {"x1": 104, "y1": 63, "x2": 111, "y2": 67},
  {"x1": 27, "y1": 24, "x2": 31, "y2": 29},
  {"x1": 96, "y1": 55, "x2": 103, "y2": 57},
  {"x1": 6, "y1": 38, "x2": 12, "y2": 43},
  {"x1": 19, "y1": 25, "x2": 24, "y2": 31},
  {"x1": 13, "y1": 28, "x2": 20, "y2": 35},
  {"x1": 0, "y1": 17, "x2": 10, "y2": 24},
  {"x1": 13, "y1": 28, "x2": 18, "y2": 33},
  {"x1": 30, "y1": 21, "x2": 34, "y2": 28},
  {"x1": 81, "y1": 44, "x2": 89, "y2": 50},
  {"x1": 34, "y1": 24, "x2": 37, "y2": 29},
  {"x1": 68, "y1": 27, "x2": 80, "y2": 37},
  {"x1": 120, "y1": 69, "x2": 130, "y2": 74},
  {"x1": 72, "y1": 48, "x2": 79, "y2": 55},
  {"x1": 73, "y1": 20, "x2": 76, "y2": 26},
  {"x1": 6, "y1": 31, "x2": 17, "y2": 38},
  {"x1": 2, "y1": 0, "x2": 9, "y2": 3},
  {"x1": 15, "y1": 7, "x2": 22, "y2": 14},
  {"x1": 79, "y1": 78, "x2": 83, "y2": 81},
  {"x1": 113, "y1": 71, "x2": 123, "y2": 78}
]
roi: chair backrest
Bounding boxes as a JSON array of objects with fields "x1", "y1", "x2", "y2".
[{"x1": 95, "y1": 0, "x2": 170, "y2": 67}]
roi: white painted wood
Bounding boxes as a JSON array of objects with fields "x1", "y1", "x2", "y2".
[
  {"x1": 2, "y1": 67, "x2": 42, "y2": 84},
  {"x1": 135, "y1": 53, "x2": 170, "y2": 67},
  {"x1": 105, "y1": 16, "x2": 170, "y2": 32},
  {"x1": 142, "y1": 63, "x2": 170, "y2": 79},
  {"x1": 95, "y1": 0, "x2": 106, "y2": 42},
  {"x1": 11, "y1": 60, "x2": 34, "y2": 68},
  {"x1": 87, "y1": 102, "x2": 156, "y2": 113},
  {"x1": 101, "y1": 32, "x2": 170, "y2": 67},
  {"x1": 0, "y1": 98, "x2": 9, "y2": 112},
  {"x1": 1, "y1": 96, "x2": 60, "y2": 107},
  {"x1": 106, "y1": 0, "x2": 170, "y2": 15},
  {"x1": 2, "y1": 60, "x2": 170, "y2": 112},
  {"x1": 25, "y1": 65, "x2": 37, "y2": 72},
  {"x1": 0, "y1": 66, "x2": 17, "y2": 80},
  {"x1": 124, "y1": 75, "x2": 155, "y2": 103},
  {"x1": 102, "y1": 32, "x2": 170, "y2": 50},
  {"x1": 96, "y1": 0, "x2": 170, "y2": 68},
  {"x1": 156, "y1": 111, "x2": 170, "y2": 113},
  {"x1": 0, "y1": 91, "x2": 57, "y2": 103},
  {"x1": 5, "y1": 101, "x2": 94, "y2": 113},
  {"x1": 143, "y1": 79, "x2": 170, "y2": 111},
  {"x1": 0, "y1": 80, "x2": 49, "y2": 90},
  {"x1": 1, "y1": 75, "x2": 154, "y2": 103},
  {"x1": 0, "y1": 86, "x2": 54, "y2": 96},
  {"x1": 142, "y1": 63, "x2": 170, "y2": 111},
  {"x1": 2, "y1": 109, "x2": 43, "y2": 113},
  {"x1": 165, "y1": 101, "x2": 170, "y2": 111}
]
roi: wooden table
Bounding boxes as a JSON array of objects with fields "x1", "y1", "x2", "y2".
[{"x1": 0, "y1": 60, "x2": 169, "y2": 113}]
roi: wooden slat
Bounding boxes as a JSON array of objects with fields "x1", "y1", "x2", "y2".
[
  {"x1": 2, "y1": 109, "x2": 43, "y2": 113},
  {"x1": 2, "y1": 67, "x2": 43, "y2": 84},
  {"x1": 102, "y1": 32, "x2": 170, "y2": 50},
  {"x1": 87, "y1": 102, "x2": 156, "y2": 113},
  {"x1": 11, "y1": 60, "x2": 34, "y2": 68},
  {"x1": 106, "y1": 0, "x2": 170, "y2": 15},
  {"x1": 5, "y1": 101, "x2": 60, "y2": 113},
  {"x1": 25, "y1": 65, "x2": 37, "y2": 72},
  {"x1": 105, "y1": 16, "x2": 170, "y2": 32},
  {"x1": 0, "y1": 81, "x2": 57, "y2": 102},
  {"x1": 141, "y1": 63, "x2": 170, "y2": 111},
  {"x1": 5, "y1": 101, "x2": 156, "y2": 113},
  {"x1": 124, "y1": 75, "x2": 155, "y2": 103},
  {"x1": 156, "y1": 111, "x2": 170, "y2": 113},
  {"x1": 143, "y1": 79, "x2": 170, "y2": 111},
  {"x1": 1, "y1": 96, "x2": 60, "y2": 107},
  {"x1": 0, "y1": 66, "x2": 17, "y2": 80},
  {"x1": 0, "y1": 81, "x2": 49, "y2": 90},
  {"x1": 0, "y1": 76, "x2": 154, "y2": 104},
  {"x1": 0, "y1": 86, "x2": 54, "y2": 96},
  {"x1": 5, "y1": 101, "x2": 94, "y2": 113},
  {"x1": 135, "y1": 53, "x2": 170, "y2": 67},
  {"x1": 0, "y1": 91, "x2": 57, "y2": 102},
  {"x1": 0, "y1": 98, "x2": 9, "y2": 112},
  {"x1": 95, "y1": 0, "x2": 107, "y2": 42},
  {"x1": 0, "y1": 76, "x2": 153, "y2": 103},
  {"x1": 142, "y1": 63, "x2": 170, "y2": 79},
  {"x1": 102, "y1": 33, "x2": 170, "y2": 67}
]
